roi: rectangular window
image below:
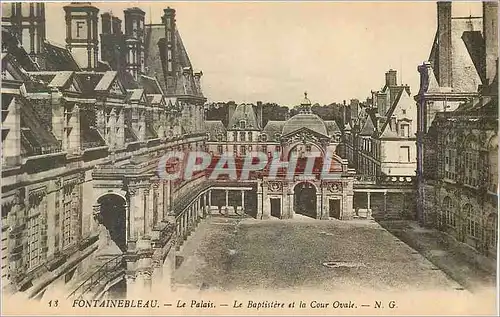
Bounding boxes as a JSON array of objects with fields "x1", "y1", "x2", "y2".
[
  {"x1": 217, "y1": 145, "x2": 223, "y2": 154},
  {"x1": 401, "y1": 124, "x2": 409, "y2": 137},
  {"x1": 28, "y1": 216, "x2": 40, "y2": 269},
  {"x1": 399, "y1": 146, "x2": 410, "y2": 162},
  {"x1": 248, "y1": 132, "x2": 252, "y2": 142},
  {"x1": 241, "y1": 145, "x2": 246, "y2": 156},
  {"x1": 306, "y1": 145, "x2": 312, "y2": 152},
  {"x1": 239, "y1": 132, "x2": 246, "y2": 142}
]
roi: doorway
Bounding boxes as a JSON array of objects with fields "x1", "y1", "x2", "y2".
[
  {"x1": 270, "y1": 198, "x2": 281, "y2": 218},
  {"x1": 329, "y1": 199, "x2": 341, "y2": 219}
]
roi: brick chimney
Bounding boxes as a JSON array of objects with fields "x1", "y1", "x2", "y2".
[
  {"x1": 437, "y1": 1, "x2": 452, "y2": 87},
  {"x1": 385, "y1": 69, "x2": 397, "y2": 87},
  {"x1": 483, "y1": 1, "x2": 498, "y2": 85}
]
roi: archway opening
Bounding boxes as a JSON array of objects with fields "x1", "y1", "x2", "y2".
[
  {"x1": 293, "y1": 182, "x2": 317, "y2": 218},
  {"x1": 98, "y1": 194, "x2": 127, "y2": 252}
]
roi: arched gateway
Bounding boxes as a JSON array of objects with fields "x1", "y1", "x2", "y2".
[
  {"x1": 294, "y1": 181, "x2": 317, "y2": 218},
  {"x1": 96, "y1": 194, "x2": 127, "y2": 252}
]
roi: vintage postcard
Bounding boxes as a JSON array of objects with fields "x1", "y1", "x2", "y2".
[{"x1": 0, "y1": 0, "x2": 498, "y2": 316}]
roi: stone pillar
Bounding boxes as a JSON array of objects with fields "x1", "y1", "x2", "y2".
[
  {"x1": 208, "y1": 190, "x2": 212, "y2": 214},
  {"x1": 367, "y1": 192, "x2": 371, "y2": 210},
  {"x1": 257, "y1": 181, "x2": 263, "y2": 219},
  {"x1": 384, "y1": 191, "x2": 387, "y2": 215},
  {"x1": 261, "y1": 181, "x2": 270, "y2": 219},
  {"x1": 128, "y1": 187, "x2": 139, "y2": 241},
  {"x1": 316, "y1": 194, "x2": 322, "y2": 219},
  {"x1": 125, "y1": 275, "x2": 138, "y2": 299},
  {"x1": 225, "y1": 190, "x2": 229, "y2": 216},
  {"x1": 144, "y1": 188, "x2": 151, "y2": 237},
  {"x1": 241, "y1": 190, "x2": 245, "y2": 214}
]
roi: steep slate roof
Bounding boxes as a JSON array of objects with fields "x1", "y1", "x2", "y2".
[
  {"x1": 428, "y1": 17, "x2": 484, "y2": 91},
  {"x1": 262, "y1": 121, "x2": 286, "y2": 141},
  {"x1": 1, "y1": 27, "x2": 39, "y2": 71},
  {"x1": 205, "y1": 120, "x2": 226, "y2": 141},
  {"x1": 140, "y1": 75, "x2": 164, "y2": 94},
  {"x1": 227, "y1": 104, "x2": 260, "y2": 130},
  {"x1": 324, "y1": 120, "x2": 341, "y2": 136},
  {"x1": 144, "y1": 24, "x2": 166, "y2": 87},
  {"x1": 144, "y1": 24, "x2": 203, "y2": 98},
  {"x1": 44, "y1": 40, "x2": 81, "y2": 71}
]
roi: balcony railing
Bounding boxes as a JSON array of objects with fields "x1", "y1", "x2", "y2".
[{"x1": 66, "y1": 254, "x2": 124, "y2": 300}]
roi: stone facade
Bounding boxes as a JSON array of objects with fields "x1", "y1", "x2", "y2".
[
  {"x1": 415, "y1": 1, "x2": 498, "y2": 258},
  {"x1": 1, "y1": 2, "x2": 207, "y2": 300}
]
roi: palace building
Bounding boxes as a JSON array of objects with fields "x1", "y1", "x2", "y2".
[
  {"x1": 2, "y1": 2, "x2": 207, "y2": 300},
  {"x1": 415, "y1": 1, "x2": 498, "y2": 260},
  {"x1": 206, "y1": 94, "x2": 356, "y2": 220}
]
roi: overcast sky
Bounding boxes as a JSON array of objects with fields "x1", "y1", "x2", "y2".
[{"x1": 44, "y1": 1, "x2": 483, "y2": 106}]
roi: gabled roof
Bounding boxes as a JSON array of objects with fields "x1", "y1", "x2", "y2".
[
  {"x1": 359, "y1": 114, "x2": 376, "y2": 136},
  {"x1": 94, "y1": 71, "x2": 117, "y2": 91},
  {"x1": 379, "y1": 87, "x2": 410, "y2": 135},
  {"x1": 227, "y1": 103, "x2": 260, "y2": 130}
]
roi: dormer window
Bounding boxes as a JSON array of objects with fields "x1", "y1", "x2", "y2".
[
  {"x1": 239, "y1": 120, "x2": 246, "y2": 129},
  {"x1": 261, "y1": 134, "x2": 267, "y2": 142},
  {"x1": 402, "y1": 109, "x2": 406, "y2": 115}
]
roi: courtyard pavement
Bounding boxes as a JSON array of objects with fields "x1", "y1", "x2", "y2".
[{"x1": 173, "y1": 215, "x2": 465, "y2": 293}]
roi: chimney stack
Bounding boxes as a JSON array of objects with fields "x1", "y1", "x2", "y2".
[
  {"x1": 102, "y1": 12, "x2": 111, "y2": 34},
  {"x1": 437, "y1": 1, "x2": 452, "y2": 87},
  {"x1": 483, "y1": 1, "x2": 498, "y2": 85},
  {"x1": 162, "y1": 7, "x2": 177, "y2": 89},
  {"x1": 385, "y1": 69, "x2": 397, "y2": 86},
  {"x1": 112, "y1": 16, "x2": 122, "y2": 34},
  {"x1": 256, "y1": 101, "x2": 263, "y2": 129}
]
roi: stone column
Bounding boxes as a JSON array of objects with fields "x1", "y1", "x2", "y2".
[
  {"x1": 144, "y1": 188, "x2": 151, "y2": 237},
  {"x1": 156, "y1": 182, "x2": 164, "y2": 223},
  {"x1": 183, "y1": 210, "x2": 188, "y2": 240},
  {"x1": 125, "y1": 274, "x2": 137, "y2": 299},
  {"x1": 225, "y1": 190, "x2": 229, "y2": 216},
  {"x1": 256, "y1": 180, "x2": 262, "y2": 219},
  {"x1": 316, "y1": 194, "x2": 322, "y2": 219},
  {"x1": 128, "y1": 187, "x2": 139, "y2": 241},
  {"x1": 384, "y1": 191, "x2": 387, "y2": 215},
  {"x1": 367, "y1": 192, "x2": 371, "y2": 210},
  {"x1": 262, "y1": 183, "x2": 270, "y2": 219},
  {"x1": 208, "y1": 190, "x2": 212, "y2": 214},
  {"x1": 241, "y1": 190, "x2": 245, "y2": 214}
]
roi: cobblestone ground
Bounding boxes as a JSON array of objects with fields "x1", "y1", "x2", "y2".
[
  {"x1": 173, "y1": 215, "x2": 465, "y2": 293},
  {"x1": 378, "y1": 219, "x2": 497, "y2": 293}
]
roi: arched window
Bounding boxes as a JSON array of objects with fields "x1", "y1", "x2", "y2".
[
  {"x1": 463, "y1": 203, "x2": 478, "y2": 238},
  {"x1": 442, "y1": 196, "x2": 455, "y2": 227},
  {"x1": 486, "y1": 213, "x2": 498, "y2": 250},
  {"x1": 464, "y1": 136, "x2": 479, "y2": 187}
]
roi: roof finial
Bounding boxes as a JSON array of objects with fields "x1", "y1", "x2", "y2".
[{"x1": 304, "y1": 91, "x2": 308, "y2": 99}]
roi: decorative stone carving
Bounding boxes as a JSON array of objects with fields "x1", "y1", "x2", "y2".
[
  {"x1": 268, "y1": 181, "x2": 282, "y2": 193},
  {"x1": 326, "y1": 182, "x2": 342, "y2": 193}
]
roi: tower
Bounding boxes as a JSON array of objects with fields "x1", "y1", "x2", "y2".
[
  {"x1": 63, "y1": 2, "x2": 99, "y2": 70},
  {"x1": 124, "y1": 7, "x2": 145, "y2": 80},
  {"x1": 1, "y1": 3, "x2": 46, "y2": 67}
]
